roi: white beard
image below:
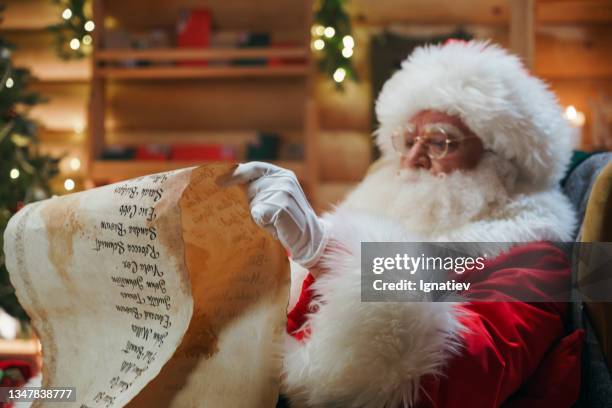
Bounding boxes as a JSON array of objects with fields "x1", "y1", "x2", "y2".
[{"x1": 339, "y1": 153, "x2": 519, "y2": 237}]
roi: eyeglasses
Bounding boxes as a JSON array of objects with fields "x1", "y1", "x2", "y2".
[{"x1": 391, "y1": 122, "x2": 479, "y2": 160}]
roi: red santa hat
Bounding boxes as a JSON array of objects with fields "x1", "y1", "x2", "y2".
[{"x1": 375, "y1": 40, "x2": 574, "y2": 189}]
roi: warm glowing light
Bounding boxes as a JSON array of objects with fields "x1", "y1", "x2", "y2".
[
  {"x1": 82, "y1": 35, "x2": 92, "y2": 45},
  {"x1": 84, "y1": 20, "x2": 95, "y2": 32},
  {"x1": 73, "y1": 122, "x2": 84, "y2": 134},
  {"x1": 324, "y1": 26, "x2": 335, "y2": 38},
  {"x1": 5, "y1": 77, "x2": 13, "y2": 88},
  {"x1": 311, "y1": 25, "x2": 325, "y2": 37},
  {"x1": 64, "y1": 178, "x2": 75, "y2": 191},
  {"x1": 70, "y1": 38, "x2": 81, "y2": 50},
  {"x1": 564, "y1": 105, "x2": 585, "y2": 127},
  {"x1": 313, "y1": 39, "x2": 325, "y2": 51},
  {"x1": 343, "y1": 35, "x2": 354, "y2": 49},
  {"x1": 342, "y1": 47, "x2": 353, "y2": 58},
  {"x1": 0, "y1": 310, "x2": 19, "y2": 340},
  {"x1": 9, "y1": 168, "x2": 19, "y2": 179},
  {"x1": 62, "y1": 8, "x2": 72, "y2": 20},
  {"x1": 69, "y1": 157, "x2": 81, "y2": 171},
  {"x1": 333, "y1": 67, "x2": 346, "y2": 83}
]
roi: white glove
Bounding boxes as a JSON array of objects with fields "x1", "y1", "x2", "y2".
[{"x1": 224, "y1": 162, "x2": 329, "y2": 268}]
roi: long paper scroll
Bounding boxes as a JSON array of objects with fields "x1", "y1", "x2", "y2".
[{"x1": 3, "y1": 163, "x2": 289, "y2": 407}]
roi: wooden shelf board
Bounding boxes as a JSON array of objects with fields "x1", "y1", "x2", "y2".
[
  {"x1": 96, "y1": 65, "x2": 309, "y2": 79},
  {"x1": 90, "y1": 160, "x2": 306, "y2": 182},
  {"x1": 104, "y1": 129, "x2": 304, "y2": 144},
  {"x1": 95, "y1": 47, "x2": 309, "y2": 62}
]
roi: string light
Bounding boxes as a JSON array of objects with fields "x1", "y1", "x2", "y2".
[
  {"x1": 342, "y1": 35, "x2": 354, "y2": 49},
  {"x1": 62, "y1": 8, "x2": 72, "y2": 20},
  {"x1": 69, "y1": 157, "x2": 81, "y2": 171},
  {"x1": 313, "y1": 0, "x2": 357, "y2": 89},
  {"x1": 84, "y1": 21, "x2": 95, "y2": 32},
  {"x1": 5, "y1": 77, "x2": 13, "y2": 88},
  {"x1": 323, "y1": 26, "x2": 335, "y2": 38},
  {"x1": 333, "y1": 67, "x2": 346, "y2": 83},
  {"x1": 69, "y1": 38, "x2": 81, "y2": 50},
  {"x1": 64, "y1": 178, "x2": 75, "y2": 191},
  {"x1": 9, "y1": 168, "x2": 19, "y2": 179},
  {"x1": 82, "y1": 35, "x2": 92, "y2": 45}
]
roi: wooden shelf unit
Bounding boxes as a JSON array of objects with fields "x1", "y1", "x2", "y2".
[{"x1": 87, "y1": 0, "x2": 319, "y2": 203}]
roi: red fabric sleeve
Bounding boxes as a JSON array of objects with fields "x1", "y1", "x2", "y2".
[
  {"x1": 286, "y1": 273, "x2": 316, "y2": 341},
  {"x1": 418, "y1": 242, "x2": 583, "y2": 408},
  {"x1": 502, "y1": 329, "x2": 585, "y2": 408}
]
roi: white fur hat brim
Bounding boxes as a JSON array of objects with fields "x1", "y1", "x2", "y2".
[{"x1": 375, "y1": 40, "x2": 574, "y2": 189}]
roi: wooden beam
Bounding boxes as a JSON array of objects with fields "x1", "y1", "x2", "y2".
[{"x1": 509, "y1": 0, "x2": 535, "y2": 70}]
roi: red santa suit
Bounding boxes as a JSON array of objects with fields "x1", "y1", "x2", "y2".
[{"x1": 280, "y1": 41, "x2": 584, "y2": 408}]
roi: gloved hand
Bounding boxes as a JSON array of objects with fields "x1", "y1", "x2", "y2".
[{"x1": 224, "y1": 162, "x2": 329, "y2": 268}]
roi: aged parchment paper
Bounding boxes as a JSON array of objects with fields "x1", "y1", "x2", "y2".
[{"x1": 3, "y1": 163, "x2": 290, "y2": 408}]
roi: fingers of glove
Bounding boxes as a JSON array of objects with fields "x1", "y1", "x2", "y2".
[
  {"x1": 245, "y1": 171, "x2": 300, "y2": 201},
  {"x1": 221, "y1": 161, "x2": 285, "y2": 186},
  {"x1": 250, "y1": 191, "x2": 307, "y2": 234}
]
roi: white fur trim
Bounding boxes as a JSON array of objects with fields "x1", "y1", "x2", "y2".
[
  {"x1": 375, "y1": 40, "x2": 574, "y2": 189},
  {"x1": 340, "y1": 160, "x2": 576, "y2": 245},
  {"x1": 282, "y1": 210, "x2": 464, "y2": 407},
  {"x1": 435, "y1": 188, "x2": 575, "y2": 243}
]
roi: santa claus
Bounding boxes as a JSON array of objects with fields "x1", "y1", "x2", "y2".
[{"x1": 227, "y1": 41, "x2": 584, "y2": 407}]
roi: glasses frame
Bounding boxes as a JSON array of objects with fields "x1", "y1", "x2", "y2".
[{"x1": 391, "y1": 122, "x2": 479, "y2": 160}]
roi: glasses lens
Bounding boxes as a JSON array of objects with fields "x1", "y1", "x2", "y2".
[
  {"x1": 426, "y1": 131, "x2": 448, "y2": 158},
  {"x1": 391, "y1": 124, "x2": 416, "y2": 155}
]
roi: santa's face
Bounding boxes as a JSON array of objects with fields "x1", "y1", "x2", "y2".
[{"x1": 395, "y1": 110, "x2": 485, "y2": 175}]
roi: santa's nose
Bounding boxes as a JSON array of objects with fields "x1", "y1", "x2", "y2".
[{"x1": 401, "y1": 140, "x2": 431, "y2": 170}]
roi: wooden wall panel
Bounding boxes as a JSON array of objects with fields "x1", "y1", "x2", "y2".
[
  {"x1": 2, "y1": 0, "x2": 59, "y2": 30},
  {"x1": 318, "y1": 182, "x2": 357, "y2": 212},
  {"x1": 350, "y1": 0, "x2": 509, "y2": 25},
  {"x1": 3, "y1": 31, "x2": 90, "y2": 81},
  {"x1": 350, "y1": 0, "x2": 612, "y2": 25},
  {"x1": 28, "y1": 82, "x2": 88, "y2": 132},
  {"x1": 106, "y1": 78, "x2": 306, "y2": 132},
  {"x1": 536, "y1": 25, "x2": 612, "y2": 79},
  {"x1": 537, "y1": 1, "x2": 612, "y2": 24},
  {"x1": 319, "y1": 131, "x2": 372, "y2": 182}
]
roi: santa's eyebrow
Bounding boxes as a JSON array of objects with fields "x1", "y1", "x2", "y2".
[{"x1": 422, "y1": 122, "x2": 466, "y2": 138}]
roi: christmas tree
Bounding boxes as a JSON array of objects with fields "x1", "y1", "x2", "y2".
[{"x1": 0, "y1": 36, "x2": 60, "y2": 321}]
